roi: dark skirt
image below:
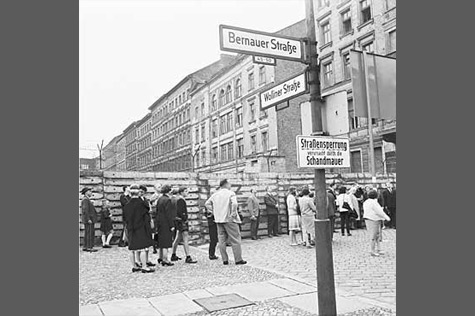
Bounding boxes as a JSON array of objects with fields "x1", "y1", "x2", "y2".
[
  {"x1": 157, "y1": 224, "x2": 174, "y2": 248},
  {"x1": 100, "y1": 218, "x2": 113, "y2": 234},
  {"x1": 128, "y1": 225, "x2": 154, "y2": 251},
  {"x1": 176, "y1": 220, "x2": 189, "y2": 232}
]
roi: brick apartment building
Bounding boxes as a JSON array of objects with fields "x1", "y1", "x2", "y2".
[{"x1": 102, "y1": 0, "x2": 396, "y2": 175}]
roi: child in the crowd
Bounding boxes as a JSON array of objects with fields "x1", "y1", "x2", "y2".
[{"x1": 100, "y1": 199, "x2": 114, "y2": 248}]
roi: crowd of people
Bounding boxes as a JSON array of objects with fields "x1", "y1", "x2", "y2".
[{"x1": 80, "y1": 179, "x2": 396, "y2": 268}]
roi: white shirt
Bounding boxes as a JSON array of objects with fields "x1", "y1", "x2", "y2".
[
  {"x1": 205, "y1": 188, "x2": 239, "y2": 223},
  {"x1": 363, "y1": 199, "x2": 391, "y2": 221},
  {"x1": 336, "y1": 193, "x2": 356, "y2": 212}
]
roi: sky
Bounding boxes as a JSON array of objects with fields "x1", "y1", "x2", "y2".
[{"x1": 79, "y1": 0, "x2": 306, "y2": 158}]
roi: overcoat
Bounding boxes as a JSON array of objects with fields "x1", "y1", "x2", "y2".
[
  {"x1": 155, "y1": 194, "x2": 176, "y2": 248},
  {"x1": 123, "y1": 197, "x2": 154, "y2": 250}
]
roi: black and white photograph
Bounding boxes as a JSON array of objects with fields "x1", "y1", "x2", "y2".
[{"x1": 79, "y1": 0, "x2": 397, "y2": 315}]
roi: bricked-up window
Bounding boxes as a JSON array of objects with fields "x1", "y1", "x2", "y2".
[
  {"x1": 235, "y1": 79, "x2": 242, "y2": 98},
  {"x1": 201, "y1": 124, "x2": 206, "y2": 142},
  {"x1": 362, "y1": 41, "x2": 374, "y2": 53},
  {"x1": 219, "y1": 89, "x2": 225, "y2": 107},
  {"x1": 321, "y1": 22, "x2": 331, "y2": 45},
  {"x1": 259, "y1": 66, "x2": 266, "y2": 85},
  {"x1": 251, "y1": 135, "x2": 257, "y2": 154},
  {"x1": 228, "y1": 143, "x2": 234, "y2": 160},
  {"x1": 350, "y1": 150, "x2": 362, "y2": 173},
  {"x1": 237, "y1": 138, "x2": 244, "y2": 158},
  {"x1": 262, "y1": 131, "x2": 268, "y2": 152},
  {"x1": 220, "y1": 144, "x2": 227, "y2": 161},
  {"x1": 212, "y1": 119, "x2": 218, "y2": 138},
  {"x1": 236, "y1": 107, "x2": 243, "y2": 127},
  {"x1": 248, "y1": 72, "x2": 255, "y2": 90},
  {"x1": 225, "y1": 85, "x2": 232, "y2": 104},
  {"x1": 343, "y1": 53, "x2": 351, "y2": 80},
  {"x1": 341, "y1": 10, "x2": 352, "y2": 35},
  {"x1": 249, "y1": 101, "x2": 256, "y2": 122},
  {"x1": 388, "y1": 30, "x2": 396, "y2": 52},
  {"x1": 374, "y1": 147, "x2": 384, "y2": 173},
  {"x1": 211, "y1": 94, "x2": 217, "y2": 112},
  {"x1": 212, "y1": 147, "x2": 218, "y2": 164},
  {"x1": 323, "y1": 61, "x2": 333, "y2": 87},
  {"x1": 360, "y1": 0, "x2": 372, "y2": 24}
]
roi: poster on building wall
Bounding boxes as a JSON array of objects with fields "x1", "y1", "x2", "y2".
[{"x1": 296, "y1": 135, "x2": 350, "y2": 169}]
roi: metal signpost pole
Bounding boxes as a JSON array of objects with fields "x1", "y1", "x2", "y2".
[
  {"x1": 362, "y1": 51, "x2": 377, "y2": 182},
  {"x1": 305, "y1": 0, "x2": 337, "y2": 315}
]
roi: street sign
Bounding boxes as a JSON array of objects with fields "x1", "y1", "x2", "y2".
[
  {"x1": 259, "y1": 72, "x2": 308, "y2": 111},
  {"x1": 296, "y1": 135, "x2": 350, "y2": 169},
  {"x1": 252, "y1": 55, "x2": 276, "y2": 66},
  {"x1": 219, "y1": 24, "x2": 305, "y2": 62}
]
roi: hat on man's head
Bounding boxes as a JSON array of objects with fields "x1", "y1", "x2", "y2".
[
  {"x1": 139, "y1": 185, "x2": 147, "y2": 192},
  {"x1": 160, "y1": 184, "x2": 172, "y2": 194},
  {"x1": 219, "y1": 179, "x2": 229, "y2": 187},
  {"x1": 129, "y1": 184, "x2": 140, "y2": 191},
  {"x1": 80, "y1": 187, "x2": 92, "y2": 195}
]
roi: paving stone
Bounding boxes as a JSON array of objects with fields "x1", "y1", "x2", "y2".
[
  {"x1": 99, "y1": 298, "x2": 161, "y2": 316},
  {"x1": 79, "y1": 304, "x2": 103, "y2": 316},
  {"x1": 149, "y1": 293, "x2": 204, "y2": 315},
  {"x1": 267, "y1": 278, "x2": 317, "y2": 294},
  {"x1": 183, "y1": 289, "x2": 214, "y2": 300}
]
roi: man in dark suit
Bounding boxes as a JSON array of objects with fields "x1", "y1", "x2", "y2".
[
  {"x1": 382, "y1": 182, "x2": 397, "y2": 229},
  {"x1": 81, "y1": 187, "x2": 98, "y2": 252},
  {"x1": 118, "y1": 186, "x2": 131, "y2": 247},
  {"x1": 326, "y1": 189, "x2": 337, "y2": 240},
  {"x1": 264, "y1": 186, "x2": 279, "y2": 237}
]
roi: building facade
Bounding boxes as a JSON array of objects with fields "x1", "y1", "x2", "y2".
[
  {"x1": 124, "y1": 122, "x2": 137, "y2": 171},
  {"x1": 79, "y1": 157, "x2": 98, "y2": 171},
  {"x1": 115, "y1": 134, "x2": 126, "y2": 171},
  {"x1": 136, "y1": 113, "x2": 152, "y2": 171},
  {"x1": 312, "y1": 0, "x2": 397, "y2": 174},
  {"x1": 103, "y1": 135, "x2": 120, "y2": 171}
]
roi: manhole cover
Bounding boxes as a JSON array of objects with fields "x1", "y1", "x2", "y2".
[{"x1": 193, "y1": 293, "x2": 254, "y2": 312}]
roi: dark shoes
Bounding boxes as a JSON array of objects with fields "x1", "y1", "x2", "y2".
[
  {"x1": 251, "y1": 237, "x2": 257, "y2": 240},
  {"x1": 209, "y1": 255, "x2": 219, "y2": 260},
  {"x1": 347, "y1": 233, "x2": 352, "y2": 236},
  {"x1": 83, "y1": 248, "x2": 98, "y2": 252},
  {"x1": 132, "y1": 267, "x2": 141, "y2": 273},
  {"x1": 235, "y1": 260, "x2": 247, "y2": 265},
  {"x1": 185, "y1": 256, "x2": 197, "y2": 264},
  {"x1": 146, "y1": 261, "x2": 156, "y2": 267},
  {"x1": 268, "y1": 235, "x2": 273, "y2": 238},
  {"x1": 161, "y1": 261, "x2": 174, "y2": 267},
  {"x1": 141, "y1": 268, "x2": 155, "y2": 273},
  {"x1": 102, "y1": 245, "x2": 112, "y2": 249},
  {"x1": 171, "y1": 254, "x2": 182, "y2": 261},
  {"x1": 157, "y1": 259, "x2": 162, "y2": 264},
  {"x1": 223, "y1": 261, "x2": 229, "y2": 265}
]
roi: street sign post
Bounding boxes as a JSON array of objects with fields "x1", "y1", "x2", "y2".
[
  {"x1": 252, "y1": 55, "x2": 277, "y2": 66},
  {"x1": 219, "y1": 24, "x2": 305, "y2": 62},
  {"x1": 296, "y1": 135, "x2": 350, "y2": 169},
  {"x1": 259, "y1": 72, "x2": 308, "y2": 111}
]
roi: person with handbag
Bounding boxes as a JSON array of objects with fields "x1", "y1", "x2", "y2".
[
  {"x1": 286, "y1": 187, "x2": 302, "y2": 246},
  {"x1": 247, "y1": 188, "x2": 260, "y2": 240},
  {"x1": 363, "y1": 190, "x2": 391, "y2": 257},
  {"x1": 298, "y1": 188, "x2": 316, "y2": 248},
  {"x1": 336, "y1": 186, "x2": 356, "y2": 236},
  {"x1": 205, "y1": 179, "x2": 247, "y2": 265}
]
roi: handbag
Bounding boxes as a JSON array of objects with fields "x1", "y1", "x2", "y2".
[{"x1": 342, "y1": 199, "x2": 358, "y2": 219}]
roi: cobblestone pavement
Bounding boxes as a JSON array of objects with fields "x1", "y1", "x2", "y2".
[
  {"x1": 237, "y1": 228, "x2": 396, "y2": 307},
  {"x1": 79, "y1": 246, "x2": 282, "y2": 306}
]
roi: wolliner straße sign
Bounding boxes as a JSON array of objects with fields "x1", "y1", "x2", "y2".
[
  {"x1": 259, "y1": 72, "x2": 308, "y2": 111},
  {"x1": 296, "y1": 135, "x2": 350, "y2": 169}
]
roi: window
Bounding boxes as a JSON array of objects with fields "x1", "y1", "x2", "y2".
[
  {"x1": 386, "y1": 0, "x2": 396, "y2": 10},
  {"x1": 322, "y1": 62, "x2": 333, "y2": 87},
  {"x1": 388, "y1": 29, "x2": 396, "y2": 52},
  {"x1": 235, "y1": 79, "x2": 242, "y2": 98},
  {"x1": 186, "y1": 108, "x2": 190, "y2": 121},
  {"x1": 250, "y1": 135, "x2": 257, "y2": 154},
  {"x1": 362, "y1": 41, "x2": 374, "y2": 53},
  {"x1": 321, "y1": 22, "x2": 331, "y2": 45},
  {"x1": 196, "y1": 151, "x2": 200, "y2": 167},
  {"x1": 259, "y1": 66, "x2": 266, "y2": 85},
  {"x1": 179, "y1": 95, "x2": 182, "y2": 105},
  {"x1": 235, "y1": 107, "x2": 243, "y2": 127},
  {"x1": 350, "y1": 151, "x2": 362, "y2": 173},
  {"x1": 201, "y1": 102, "x2": 205, "y2": 117},
  {"x1": 219, "y1": 89, "x2": 225, "y2": 107},
  {"x1": 228, "y1": 143, "x2": 234, "y2": 160},
  {"x1": 226, "y1": 112, "x2": 233, "y2": 132},
  {"x1": 220, "y1": 144, "x2": 227, "y2": 161},
  {"x1": 201, "y1": 124, "x2": 206, "y2": 142},
  {"x1": 360, "y1": 0, "x2": 372, "y2": 24},
  {"x1": 237, "y1": 139, "x2": 244, "y2": 158},
  {"x1": 343, "y1": 53, "x2": 351, "y2": 80},
  {"x1": 225, "y1": 85, "x2": 232, "y2": 104},
  {"x1": 248, "y1": 72, "x2": 255, "y2": 90},
  {"x1": 187, "y1": 130, "x2": 191, "y2": 142},
  {"x1": 341, "y1": 10, "x2": 352, "y2": 35},
  {"x1": 212, "y1": 147, "x2": 218, "y2": 163},
  {"x1": 201, "y1": 148, "x2": 206, "y2": 166},
  {"x1": 318, "y1": 0, "x2": 329, "y2": 7},
  {"x1": 374, "y1": 147, "x2": 383, "y2": 173},
  {"x1": 260, "y1": 109, "x2": 267, "y2": 119},
  {"x1": 211, "y1": 94, "x2": 217, "y2": 112},
  {"x1": 249, "y1": 101, "x2": 256, "y2": 122},
  {"x1": 220, "y1": 115, "x2": 226, "y2": 134},
  {"x1": 195, "y1": 106, "x2": 199, "y2": 120},
  {"x1": 262, "y1": 131, "x2": 268, "y2": 152},
  {"x1": 212, "y1": 119, "x2": 218, "y2": 138},
  {"x1": 195, "y1": 128, "x2": 199, "y2": 143}
]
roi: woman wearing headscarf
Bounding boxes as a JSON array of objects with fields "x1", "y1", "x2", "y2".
[
  {"x1": 363, "y1": 190, "x2": 391, "y2": 256},
  {"x1": 155, "y1": 185, "x2": 176, "y2": 266},
  {"x1": 336, "y1": 186, "x2": 356, "y2": 236},
  {"x1": 286, "y1": 187, "x2": 302, "y2": 246},
  {"x1": 298, "y1": 188, "x2": 316, "y2": 248}
]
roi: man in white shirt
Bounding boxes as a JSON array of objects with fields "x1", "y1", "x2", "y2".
[{"x1": 205, "y1": 179, "x2": 247, "y2": 265}]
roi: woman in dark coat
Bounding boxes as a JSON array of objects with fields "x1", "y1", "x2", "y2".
[
  {"x1": 155, "y1": 185, "x2": 176, "y2": 266},
  {"x1": 123, "y1": 184, "x2": 155, "y2": 273}
]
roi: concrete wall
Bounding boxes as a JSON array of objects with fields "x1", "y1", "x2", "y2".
[{"x1": 79, "y1": 170, "x2": 396, "y2": 246}]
